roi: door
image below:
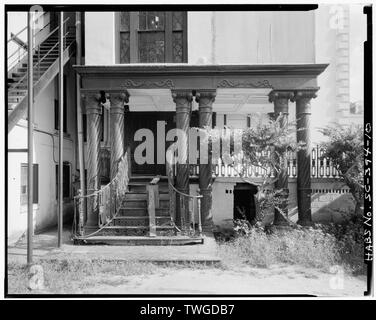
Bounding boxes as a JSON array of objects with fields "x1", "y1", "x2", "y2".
[{"x1": 125, "y1": 112, "x2": 175, "y2": 175}]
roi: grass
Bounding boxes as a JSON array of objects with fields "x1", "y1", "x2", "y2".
[
  {"x1": 7, "y1": 258, "x2": 223, "y2": 295},
  {"x1": 218, "y1": 224, "x2": 365, "y2": 274},
  {"x1": 7, "y1": 259, "x2": 157, "y2": 294}
]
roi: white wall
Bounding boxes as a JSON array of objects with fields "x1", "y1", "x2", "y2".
[
  {"x1": 85, "y1": 12, "x2": 116, "y2": 65},
  {"x1": 8, "y1": 62, "x2": 77, "y2": 242},
  {"x1": 85, "y1": 11, "x2": 315, "y2": 65}
]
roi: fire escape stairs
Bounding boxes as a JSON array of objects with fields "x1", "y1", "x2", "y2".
[{"x1": 7, "y1": 34, "x2": 76, "y2": 133}]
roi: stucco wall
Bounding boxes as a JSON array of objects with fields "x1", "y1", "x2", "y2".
[
  {"x1": 190, "y1": 11, "x2": 315, "y2": 64},
  {"x1": 7, "y1": 63, "x2": 77, "y2": 243},
  {"x1": 84, "y1": 11, "x2": 315, "y2": 65},
  {"x1": 212, "y1": 178, "x2": 355, "y2": 230},
  {"x1": 85, "y1": 12, "x2": 116, "y2": 65}
]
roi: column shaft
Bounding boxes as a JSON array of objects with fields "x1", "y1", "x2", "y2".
[
  {"x1": 172, "y1": 90, "x2": 192, "y2": 229},
  {"x1": 85, "y1": 93, "x2": 102, "y2": 228},
  {"x1": 269, "y1": 91, "x2": 293, "y2": 225},
  {"x1": 196, "y1": 90, "x2": 216, "y2": 231},
  {"x1": 109, "y1": 92, "x2": 128, "y2": 180},
  {"x1": 294, "y1": 90, "x2": 317, "y2": 226}
]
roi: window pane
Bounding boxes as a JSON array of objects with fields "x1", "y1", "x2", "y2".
[
  {"x1": 172, "y1": 12, "x2": 183, "y2": 30},
  {"x1": 139, "y1": 32, "x2": 165, "y2": 63},
  {"x1": 120, "y1": 32, "x2": 130, "y2": 63},
  {"x1": 20, "y1": 165, "x2": 27, "y2": 205},
  {"x1": 139, "y1": 11, "x2": 165, "y2": 30},
  {"x1": 63, "y1": 164, "x2": 70, "y2": 198},
  {"x1": 172, "y1": 32, "x2": 183, "y2": 63},
  {"x1": 120, "y1": 12, "x2": 130, "y2": 31}
]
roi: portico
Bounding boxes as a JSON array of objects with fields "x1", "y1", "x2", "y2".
[{"x1": 75, "y1": 63, "x2": 327, "y2": 236}]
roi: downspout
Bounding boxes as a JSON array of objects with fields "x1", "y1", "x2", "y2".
[
  {"x1": 27, "y1": 11, "x2": 34, "y2": 265},
  {"x1": 75, "y1": 12, "x2": 86, "y2": 235},
  {"x1": 58, "y1": 11, "x2": 64, "y2": 247}
]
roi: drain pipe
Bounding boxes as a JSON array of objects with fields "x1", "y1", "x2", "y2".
[
  {"x1": 58, "y1": 11, "x2": 64, "y2": 247},
  {"x1": 27, "y1": 10, "x2": 34, "y2": 265},
  {"x1": 75, "y1": 12, "x2": 86, "y2": 235}
]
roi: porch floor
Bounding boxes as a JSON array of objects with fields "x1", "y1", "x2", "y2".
[{"x1": 8, "y1": 227, "x2": 221, "y2": 265}]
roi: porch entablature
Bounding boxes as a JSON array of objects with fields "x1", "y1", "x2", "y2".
[{"x1": 74, "y1": 63, "x2": 328, "y2": 91}]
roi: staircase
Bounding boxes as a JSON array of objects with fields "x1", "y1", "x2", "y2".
[
  {"x1": 97, "y1": 176, "x2": 175, "y2": 237},
  {"x1": 8, "y1": 16, "x2": 75, "y2": 132},
  {"x1": 78, "y1": 176, "x2": 204, "y2": 245}
]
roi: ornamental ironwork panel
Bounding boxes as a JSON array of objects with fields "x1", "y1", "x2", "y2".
[
  {"x1": 172, "y1": 32, "x2": 183, "y2": 63},
  {"x1": 139, "y1": 32, "x2": 165, "y2": 63},
  {"x1": 120, "y1": 32, "x2": 130, "y2": 63}
]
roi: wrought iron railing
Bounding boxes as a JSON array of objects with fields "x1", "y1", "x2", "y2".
[
  {"x1": 72, "y1": 152, "x2": 130, "y2": 238},
  {"x1": 188, "y1": 145, "x2": 340, "y2": 179}
]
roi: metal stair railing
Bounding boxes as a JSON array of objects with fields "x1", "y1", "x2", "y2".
[
  {"x1": 7, "y1": 12, "x2": 49, "y2": 72},
  {"x1": 8, "y1": 16, "x2": 72, "y2": 93}
]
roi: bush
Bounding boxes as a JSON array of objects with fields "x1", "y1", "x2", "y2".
[
  {"x1": 316, "y1": 215, "x2": 365, "y2": 274},
  {"x1": 219, "y1": 222, "x2": 364, "y2": 273}
]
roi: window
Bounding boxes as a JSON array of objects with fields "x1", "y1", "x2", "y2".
[
  {"x1": 55, "y1": 162, "x2": 71, "y2": 199},
  {"x1": 20, "y1": 163, "x2": 38, "y2": 205},
  {"x1": 119, "y1": 11, "x2": 187, "y2": 63},
  {"x1": 54, "y1": 75, "x2": 67, "y2": 133}
]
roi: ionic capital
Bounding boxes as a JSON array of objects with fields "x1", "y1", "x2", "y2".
[
  {"x1": 82, "y1": 92, "x2": 102, "y2": 115},
  {"x1": 195, "y1": 89, "x2": 217, "y2": 108},
  {"x1": 293, "y1": 89, "x2": 318, "y2": 115},
  {"x1": 268, "y1": 90, "x2": 294, "y2": 115},
  {"x1": 108, "y1": 91, "x2": 130, "y2": 115},
  {"x1": 268, "y1": 90, "x2": 294, "y2": 103},
  {"x1": 109, "y1": 91, "x2": 130, "y2": 106},
  {"x1": 291, "y1": 89, "x2": 318, "y2": 102},
  {"x1": 171, "y1": 90, "x2": 193, "y2": 113}
]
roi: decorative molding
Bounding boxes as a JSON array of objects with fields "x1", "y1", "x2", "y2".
[
  {"x1": 195, "y1": 90, "x2": 217, "y2": 108},
  {"x1": 122, "y1": 79, "x2": 175, "y2": 89},
  {"x1": 268, "y1": 90, "x2": 294, "y2": 103},
  {"x1": 217, "y1": 79, "x2": 273, "y2": 89},
  {"x1": 291, "y1": 89, "x2": 319, "y2": 102}
]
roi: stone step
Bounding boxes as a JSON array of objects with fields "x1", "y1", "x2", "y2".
[
  {"x1": 74, "y1": 235, "x2": 204, "y2": 246},
  {"x1": 128, "y1": 183, "x2": 169, "y2": 193},
  {"x1": 111, "y1": 216, "x2": 172, "y2": 227},
  {"x1": 118, "y1": 207, "x2": 170, "y2": 217},
  {"x1": 123, "y1": 199, "x2": 169, "y2": 209},
  {"x1": 97, "y1": 225, "x2": 175, "y2": 237},
  {"x1": 124, "y1": 192, "x2": 170, "y2": 200}
]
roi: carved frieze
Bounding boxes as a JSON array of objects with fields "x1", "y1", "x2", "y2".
[
  {"x1": 217, "y1": 79, "x2": 273, "y2": 89},
  {"x1": 122, "y1": 79, "x2": 175, "y2": 89}
]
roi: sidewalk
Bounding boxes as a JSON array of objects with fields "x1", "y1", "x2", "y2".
[{"x1": 8, "y1": 227, "x2": 221, "y2": 265}]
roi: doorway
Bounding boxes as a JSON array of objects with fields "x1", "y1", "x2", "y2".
[
  {"x1": 124, "y1": 112, "x2": 175, "y2": 176},
  {"x1": 233, "y1": 183, "x2": 258, "y2": 223}
]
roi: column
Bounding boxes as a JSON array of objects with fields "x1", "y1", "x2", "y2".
[
  {"x1": 292, "y1": 89, "x2": 317, "y2": 226},
  {"x1": 171, "y1": 90, "x2": 193, "y2": 229},
  {"x1": 268, "y1": 90, "x2": 294, "y2": 226},
  {"x1": 109, "y1": 92, "x2": 129, "y2": 180},
  {"x1": 196, "y1": 89, "x2": 216, "y2": 232},
  {"x1": 84, "y1": 92, "x2": 103, "y2": 229}
]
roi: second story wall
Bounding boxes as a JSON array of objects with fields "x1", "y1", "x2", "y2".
[{"x1": 84, "y1": 11, "x2": 315, "y2": 65}]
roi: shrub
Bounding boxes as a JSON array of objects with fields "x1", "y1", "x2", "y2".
[{"x1": 219, "y1": 223, "x2": 364, "y2": 273}]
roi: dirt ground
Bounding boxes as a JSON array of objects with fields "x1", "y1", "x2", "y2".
[{"x1": 79, "y1": 264, "x2": 366, "y2": 296}]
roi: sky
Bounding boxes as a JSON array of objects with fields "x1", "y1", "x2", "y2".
[{"x1": 349, "y1": 4, "x2": 367, "y2": 102}]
